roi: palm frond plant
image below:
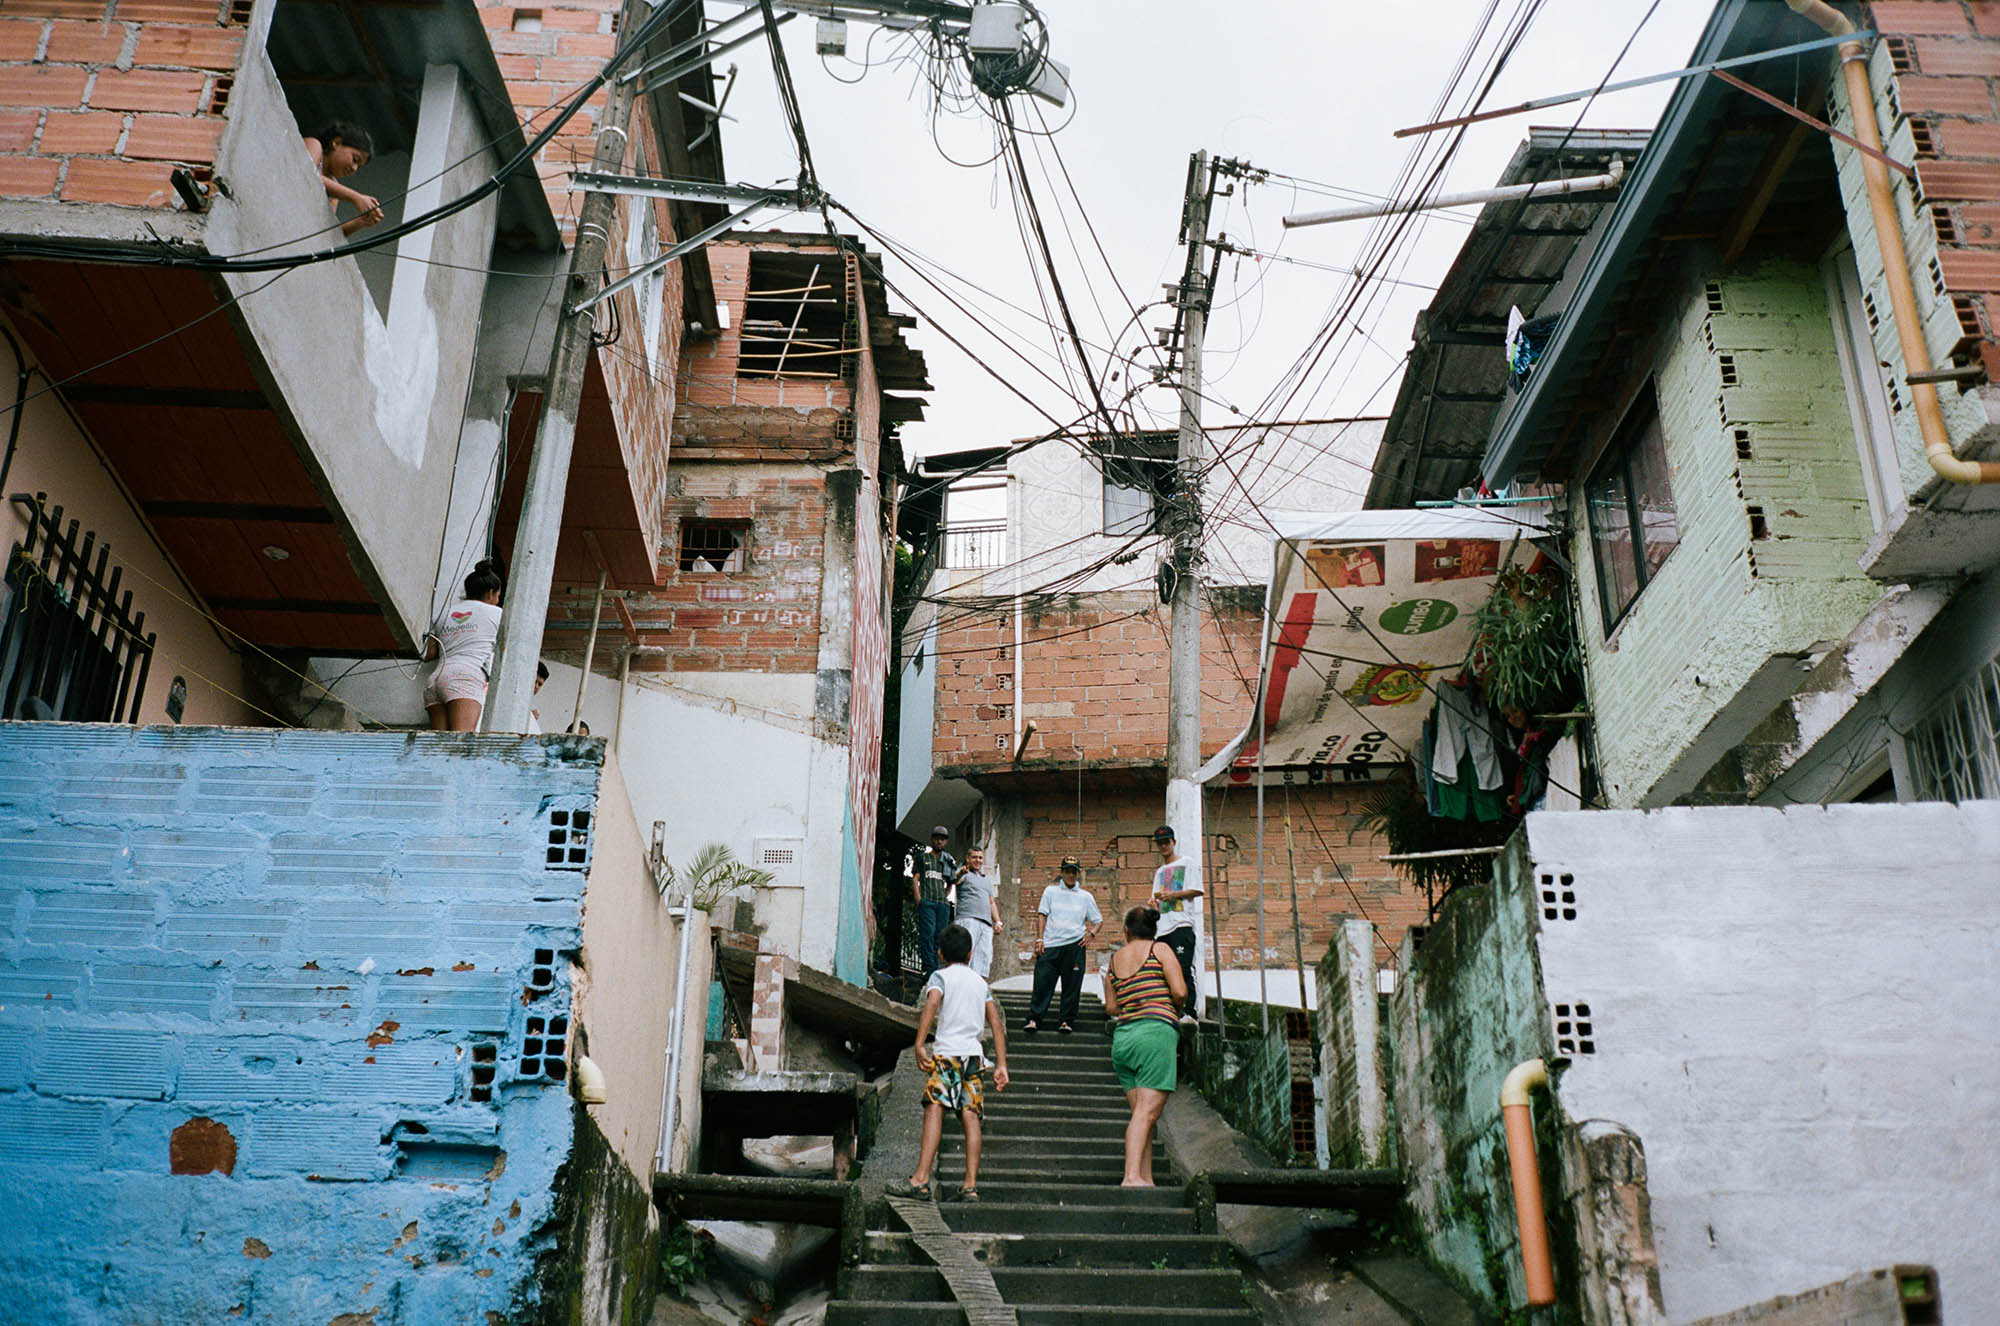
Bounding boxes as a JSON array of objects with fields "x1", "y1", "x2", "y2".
[
  {"x1": 1353, "y1": 769, "x2": 1513, "y2": 901},
  {"x1": 658, "y1": 842, "x2": 775, "y2": 913},
  {"x1": 1470, "y1": 564, "x2": 1582, "y2": 726}
]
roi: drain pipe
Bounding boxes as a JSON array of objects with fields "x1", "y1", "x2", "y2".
[
  {"x1": 655, "y1": 886, "x2": 701, "y2": 1174},
  {"x1": 1788, "y1": 0, "x2": 2000, "y2": 484},
  {"x1": 1501, "y1": 1057, "x2": 1557, "y2": 1308}
]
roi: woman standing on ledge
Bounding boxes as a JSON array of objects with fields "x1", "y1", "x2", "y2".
[
  {"x1": 423, "y1": 561, "x2": 504, "y2": 733},
  {"x1": 1102, "y1": 905, "x2": 1187, "y2": 1188}
]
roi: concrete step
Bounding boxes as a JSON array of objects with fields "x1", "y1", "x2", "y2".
[
  {"x1": 955, "y1": 1181, "x2": 1186, "y2": 1207},
  {"x1": 970, "y1": 1160, "x2": 1149, "y2": 1183},
  {"x1": 827, "y1": 1304, "x2": 1258, "y2": 1325},
  {"x1": 939, "y1": 1133, "x2": 1161, "y2": 1154},
  {"x1": 847, "y1": 1265, "x2": 1248, "y2": 1309},
  {"x1": 862, "y1": 1230, "x2": 1235, "y2": 1269},
  {"x1": 979, "y1": 1106, "x2": 1132, "y2": 1128},
  {"x1": 931, "y1": 1202, "x2": 1201, "y2": 1235}
]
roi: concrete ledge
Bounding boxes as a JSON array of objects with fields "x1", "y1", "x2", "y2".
[
  {"x1": 651, "y1": 1173, "x2": 865, "y2": 1268},
  {"x1": 1685, "y1": 1265, "x2": 1940, "y2": 1326}
]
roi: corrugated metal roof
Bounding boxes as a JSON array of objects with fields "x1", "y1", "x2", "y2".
[{"x1": 1368, "y1": 127, "x2": 1648, "y2": 508}]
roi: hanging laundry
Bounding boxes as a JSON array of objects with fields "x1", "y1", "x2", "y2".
[
  {"x1": 1431, "y1": 681, "x2": 1505, "y2": 792},
  {"x1": 1505, "y1": 306, "x2": 1560, "y2": 392}
]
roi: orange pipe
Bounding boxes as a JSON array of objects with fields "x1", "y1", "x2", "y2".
[
  {"x1": 1501, "y1": 1058, "x2": 1556, "y2": 1307},
  {"x1": 1787, "y1": 0, "x2": 2000, "y2": 484}
]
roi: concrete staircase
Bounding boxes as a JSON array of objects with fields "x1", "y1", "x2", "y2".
[{"x1": 827, "y1": 989, "x2": 1261, "y2": 1324}]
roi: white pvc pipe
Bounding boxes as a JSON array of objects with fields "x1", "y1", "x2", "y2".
[
  {"x1": 1283, "y1": 159, "x2": 1624, "y2": 229},
  {"x1": 655, "y1": 896, "x2": 700, "y2": 1173}
]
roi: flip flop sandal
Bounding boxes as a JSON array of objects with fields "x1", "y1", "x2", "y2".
[
  {"x1": 1021, "y1": 1020, "x2": 1041, "y2": 1033},
  {"x1": 1057, "y1": 1023, "x2": 1075, "y2": 1035},
  {"x1": 945, "y1": 1188, "x2": 980, "y2": 1203}
]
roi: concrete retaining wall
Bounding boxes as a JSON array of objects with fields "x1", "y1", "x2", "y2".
[{"x1": 0, "y1": 725, "x2": 658, "y2": 1323}]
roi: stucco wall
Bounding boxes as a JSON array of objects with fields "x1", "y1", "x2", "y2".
[
  {"x1": 1524, "y1": 803, "x2": 2000, "y2": 1320},
  {"x1": 1572, "y1": 262, "x2": 1883, "y2": 806},
  {"x1": 207, "y1": 29, "x2": 496, "y2": 648},
  {"x1": 0, "y1": 317, "x2": 253, "y2": 726},
  {"x1": 0, "y1": 725, "x2": 611, "y2": 1322}
]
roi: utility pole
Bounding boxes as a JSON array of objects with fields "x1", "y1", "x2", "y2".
[
  {"x1": 488, "y1": 0, "x2": 653, "y2": 733},
  {"x1": 1163, "y1": 150, "x2": 1223, "y2": 1015}
]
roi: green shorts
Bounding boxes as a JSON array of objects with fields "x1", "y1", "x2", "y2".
[{"x1": 1111, "y1": 1018, "x2": 1178, "y2": 1092}]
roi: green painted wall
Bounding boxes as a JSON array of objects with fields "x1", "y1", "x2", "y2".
[{"x1": 1572, "y1": 259, "x2": 1883, "y2": 806}]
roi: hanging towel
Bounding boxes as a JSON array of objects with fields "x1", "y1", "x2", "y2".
[{"x1": 1431, "y1": 683, "x2": 1505, "y2": 792}]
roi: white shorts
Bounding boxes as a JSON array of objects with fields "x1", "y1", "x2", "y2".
[
  {"x1": 965, "y1": 918, "x2": 993, "y2": 979},
  {"x1": 424, "y1": 660, "x2": 489, "y2": 708}
]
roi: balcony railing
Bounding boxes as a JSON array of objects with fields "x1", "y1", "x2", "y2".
[{"x1": 939, "y1": 522, "x2": 1007, "y2": 570}]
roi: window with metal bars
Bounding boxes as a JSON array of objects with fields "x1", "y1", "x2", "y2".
[
  {"x1": 1906, "y1": 654, "x2": 2000, "y2": 803},
  {"x1": 678, "y1": 520, "x2": 749, "y2": 574},
  {"x1": 0, "y1": 493, "x2": 155, "y2": 722}
]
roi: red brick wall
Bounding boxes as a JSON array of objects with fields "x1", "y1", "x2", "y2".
[
  {"x1": 1871, "y1": 1, "x2": 2000, "y2": 372},
  {"x1": 682, "y1": 241, "x2": 858, "y2": 421},
  {"x1": 549, "y1": 466, "x2": 829, "y2": 674},
  {"x1": 0, "y1": 0, "x2": 245, "y2": 208},
  {"x1": 986, "y1": 775, "x2": 1417, "y2": 982},
  {"x1": 477, "y1": 0, "x2": 615, "y2": 236},
  {"x1": 593, "y1": 112, "x2": 682, "y2": 578},
  {"x1": 931, "y1": 591, "x2": 1264, "y2": 773}
]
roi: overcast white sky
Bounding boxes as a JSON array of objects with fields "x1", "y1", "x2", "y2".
[{"x1": 712, "y1": 1, "x2": 1719, "y2": 462}]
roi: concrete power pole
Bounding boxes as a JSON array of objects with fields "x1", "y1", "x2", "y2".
[
  {"x1": 1166, "y1": 150, "x2": 1213, "y2": 1007},
  {"x1": 488, "y1": 0, "x2": 653, "y2": 733}
]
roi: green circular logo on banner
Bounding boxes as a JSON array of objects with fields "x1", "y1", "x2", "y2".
[{"x1": 1379, "y1": 598, "x2": 1458, "y2": 634}]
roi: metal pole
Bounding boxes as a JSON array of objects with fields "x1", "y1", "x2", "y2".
[
  {"x1": 1166, "y1": 150, "x2": 1211, "y2": 1014},
  {"x1": 1282, "y1": 159, "x2": 1623, "y2": 229},
  {"x1": 573, "y1": 569, "x2": 607, "y2": 731},
  {"x1": 657, "y1": 890, "x2": 701, "y2": 1173},
  {"x1": 488, "y1": 0, "x2": 652, "y2": 733},
  {"x1": 1253, "y1": 699, "x2": 1268, "y2": 1035},
  {"x1": 1284, "y1": 811, "x2": 1308, "y2": 1012},
  {"x1": 614, "y1": 648, "x2": 632, "y2": 752}
]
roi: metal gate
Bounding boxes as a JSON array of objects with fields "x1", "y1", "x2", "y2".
[{"x1": 0, "y1": 493, "x2": 155, "y2": 723}]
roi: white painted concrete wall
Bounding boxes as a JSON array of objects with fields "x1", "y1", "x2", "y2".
[
  {"x1": 543, "y1": 663, "x2": 849, "y2": 974},
  {"x1": 1522, "y1": 803, "x2": 2000, "y2": 1320}
]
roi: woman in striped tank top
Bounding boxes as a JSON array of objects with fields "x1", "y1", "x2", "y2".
[{"x1": 1102, "y1": 906, "x2": 1188, "y2": 1187}]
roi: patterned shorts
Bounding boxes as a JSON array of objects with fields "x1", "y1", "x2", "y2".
[{"x1": 922, "y1": 1055, "x2": 985, "y2": 1115}]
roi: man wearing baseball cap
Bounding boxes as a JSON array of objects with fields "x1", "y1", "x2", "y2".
[
  {"x1": 1024, "y1": 855, "x2": 1101, "y2": 1034},
  {"x1": 1149, "y1": 825, "x2": 1203, "y2": 1024},
  {"x1": 908, "y1": 825, "x2": 959, "y2": 981}
]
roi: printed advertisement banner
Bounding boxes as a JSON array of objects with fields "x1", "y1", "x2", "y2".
[{"x1": 1223, "y1": 507, "x2": 1549, "y2": 788}]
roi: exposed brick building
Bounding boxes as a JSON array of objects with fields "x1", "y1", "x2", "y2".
[{"x1": 898, "y1": 420, "x2": 1433, "y2": 988}]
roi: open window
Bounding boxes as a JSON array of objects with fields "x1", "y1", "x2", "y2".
[
  {"x1": 738, "y1": 251, "x2": 851, "y2": 381},
  {"x1": 678, "y1": 520, "x2": 749, "y2": 573},
  {"x1": 1585, "y1": 382, "x2": 1678, "y2": 634},
  {"x1": 1100, "y1": 438, "x2": 1176, "y2": 536},
  {"x1": 1822, "y1": 243, "x2": 1904, "y2": 529}
]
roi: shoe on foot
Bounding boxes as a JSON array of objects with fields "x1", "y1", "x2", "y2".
[
  {"x1": 1057, "y1": 1022, "x2": 1074, "y2": 1035},
  {"x1": 887, "y1": 1179, "x2": 933, "y2": 1200},
  {"x1": 943, "y1": 1186, "x2": 980, "y2": 1203},
  {"x1": 1021, "y1": 1020, "x2": 1040, "y2": 1033}
]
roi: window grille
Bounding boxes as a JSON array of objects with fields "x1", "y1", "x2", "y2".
[
  {"x1": 1906, "y1": 655, "x2": 2000, "y2": 802},
  {"x1": 0, "y1": 493, "x2": 155, "y2": 722},
  {"x1": 678, "y1": 520, "x2": 748, "y2": 574}
]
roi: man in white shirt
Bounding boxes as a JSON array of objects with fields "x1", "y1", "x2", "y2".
[
  {"x1": 1024, "y1": 856, "x2": 1101, "y2": 1034},
  {"x1": 1149, "y1": 825, "x2": 1203, "y2": 1024},
  {"x1": 892, "y1": 924, "x2": 1010, "y2": 1202}
]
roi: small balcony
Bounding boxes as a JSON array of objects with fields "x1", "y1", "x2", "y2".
[{"x1": 0, "y1": 0, "x2": 556, "y2": 651}]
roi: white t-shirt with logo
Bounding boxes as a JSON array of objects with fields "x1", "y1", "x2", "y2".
[
  {"x1": 1151, "y1": 857, "x2": 1203, "y2": 939},
  {"x1": 429, "y1": 599, "x2": 503, "y2": 675},
  {"x1": 924, "y1": 963, "x2": 991, "y2": 1061}
]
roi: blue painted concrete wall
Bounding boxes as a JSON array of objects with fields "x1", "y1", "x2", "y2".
[
  {"x1": 0, "y1": 724, "x2": 606, "y2": 1324},
  {"x1": 833, "y1": 801, "x2": 867, "y2": 986}
]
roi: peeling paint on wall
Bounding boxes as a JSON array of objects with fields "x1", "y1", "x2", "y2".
[{"x1": 0, "y1": 726, "x2": 625, "y2": 1324}]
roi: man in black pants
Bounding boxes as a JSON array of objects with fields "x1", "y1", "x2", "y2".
[
  {"x1": 1024, "y1": 856, "x2": 1101, "y2": 1034},
  {"x1": 1148, "y1": 825, "x2": 1203, "y2": 1025}
]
